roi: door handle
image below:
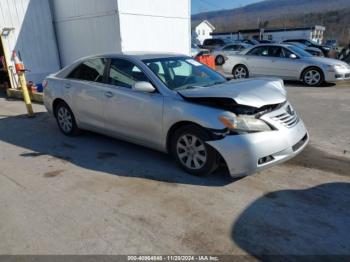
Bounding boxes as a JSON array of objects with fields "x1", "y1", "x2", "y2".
[
  {"x1": 64, "y1": 83, "x2": 71, "y2": 89},
  {"x1": 104, "y1": 91, "x2": 114, "y2": 98}
]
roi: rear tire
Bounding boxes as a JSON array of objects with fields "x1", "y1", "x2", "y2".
[
  {"x1": 302, "y1": 67, "x2": 324, "y2": 87},
  {"x1": 171, "y1": 124, "x2": 219, "y2": 176},
  {"x1": 55, "y1": 102, "x2": 81, "y2": 136},
  {"x1": 215, "y1": 55, "x2": 225, "y2": 66},
  {"x1": 233, "y1": 65, "x2": 249, "y2": 79}
]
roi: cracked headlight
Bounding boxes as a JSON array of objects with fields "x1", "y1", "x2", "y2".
[{"x1": 219, "y1": 114, "x2": 272, "y2": 133}]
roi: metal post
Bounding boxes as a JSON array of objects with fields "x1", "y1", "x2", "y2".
[
  {"x1": 18, "y1": 70, "x2": 34, "y2": 117},
  {"x1": 12, "y1": 51, "x2": 34, "y2": 117}
]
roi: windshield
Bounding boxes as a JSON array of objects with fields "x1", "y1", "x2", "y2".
[
  {"x1": 143, "y1": 57, "x2": 227, "y2": 91},
  {"x1": 288, "y1": 46, "x2": 313, "y2": 58}
]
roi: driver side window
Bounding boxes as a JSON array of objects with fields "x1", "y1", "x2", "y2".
[
  {"x1": 108, "y1": 59, "x2": 149, "y2": 88},
  {"x1": 247, "y1": 46, "x2": 269, "y2": 56},
  {"x1": 282, "y1": 48, "x2": 294, "y2": 59}
]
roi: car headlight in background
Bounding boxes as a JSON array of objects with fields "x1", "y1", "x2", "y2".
[
  {"x1": 333, "y1": 64, "x2": 347, "y2": 71},
  {"x1": 219, "y1": 114, "x2": 272, "y2": 133},
  {"x1": 326, "y1": 64, "x2": 347, "y2": 71}
]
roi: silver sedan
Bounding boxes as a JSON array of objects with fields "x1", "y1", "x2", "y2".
[
  {"x1": 44, "y1": 53, "x2": 308, "y2": 177},
  {"x1": 212, "y1": 43, "x2": 252, "y2": 65},
  {"x1": 223, "y1": 44, "x2": 350, "y2": 86}
]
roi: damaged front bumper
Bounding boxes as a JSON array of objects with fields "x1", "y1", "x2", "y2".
[{"x1": 207, "y1": 105, "x2": 309, "y2": 177}]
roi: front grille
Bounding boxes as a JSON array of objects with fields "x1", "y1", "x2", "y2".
[
  {"x1": 345, "y1": 73, "x2": 350, "y2": 78},
  {"x1": 272, "y1": 112, "x2": 299, "y2": 128}
]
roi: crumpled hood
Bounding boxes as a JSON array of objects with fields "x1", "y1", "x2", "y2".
[{"x1": 178, "y1": 78, "x2": 287, "y2": 108}]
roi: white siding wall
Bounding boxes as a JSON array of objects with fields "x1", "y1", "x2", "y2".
[
  {"x1": 52, "y1": 0, "x2": 122, "y2": 66},
  {"x1": 117, "y1": 0, "x2": 191, "y2": 55},
  {"x1": 0, "y1": 0, "x2": 60, "y2": 84},
  {"x1": 263, "y1": 30, "x2": 312, "y2": 42},
  {"x1": 195, "y1": 22, "x2": 214, "y2": 45},
  {"x1": 52, "y1": 0, "x2": 191, "y2": 65}
]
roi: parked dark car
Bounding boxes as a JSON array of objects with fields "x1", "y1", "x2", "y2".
[
  {"x1": 200, "y1": 38, "x2": 226, "y2": 51},
  {"x1": 237, "y1": 39, "x2": 260, "y2": 45},
  {"x1": 284, "y1": 42, "x2": 323, "y2": 57},
  {"x1": 256, "y1": 40, "x2": 275, "y2": 44},
  {"x1": 324, "y1": 40, "x2": 338, "y2": 49},
  {"x1": 282, "y1": 39, "x2": 331, "y2": 56}
]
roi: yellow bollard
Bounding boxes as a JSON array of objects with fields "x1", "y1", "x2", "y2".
[
  {"x1": 12, "y1": 50, "x2": 34, "y2": 117},
  {"x1": 18, "y1": 71, "x2": 34, "y2": 117}
]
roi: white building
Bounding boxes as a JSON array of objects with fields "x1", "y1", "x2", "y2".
[
  {"x1": 52, "y1": 0, "x2": 191, "y2": 66},
  {"x1": 212, "y1": 26, "x2": 326, "y2": 44},
  {"x1": 0, "y1": 0, "x2": 60, "y2": 85},
  {"x1": 192, "y1": 20, "x2": 215, "y2": 45},
  {"x1": 0, "y1": 0, "x2": 191, "y2": 89}
]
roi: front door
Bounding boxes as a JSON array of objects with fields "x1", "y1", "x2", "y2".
[
  {"x1": 245, "y1": 46, "x2": 272, "y2": 76},
  {"x1": 102, "y1": 58, "x2": 164, "y2": 149},
  {"x1": 268, "y1": 46, "x2": 303, "y2": 79}
]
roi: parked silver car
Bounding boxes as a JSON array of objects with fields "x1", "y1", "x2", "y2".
[
  {"x1": 212, "y1": 43, "x2": 252, "y2": 65},
  {"x1": 44, "y1": 53, "x2": 309, "y2": 177},
  {"x1": 191, "y1": 43, "x2": 209, "y2": 58},
  {"x1": 223, "y1": 44, "x2": 350, "y2": 86}
]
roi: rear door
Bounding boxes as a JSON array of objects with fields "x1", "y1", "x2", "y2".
[
  {"x1": 66, "y1": 58, "x2": 108, "y2": 130},
  {"x1": 102, "y1": 58, "x2": 164, "y2": 148}
]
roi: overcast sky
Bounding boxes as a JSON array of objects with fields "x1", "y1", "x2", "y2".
[{"x1": 191, "y1": 0, "x2": 264, "y2": 14}]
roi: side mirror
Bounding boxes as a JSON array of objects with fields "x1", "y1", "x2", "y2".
[
  {"x1": 289, "y1": 54, "x2": 298, "y2": 59},
  {"x1": 132, "y1": 81, "x2": 156, "y2": 93}
]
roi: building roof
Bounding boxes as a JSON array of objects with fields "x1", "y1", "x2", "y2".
[
  {"x1": 192, "y1": 20, "x2": 216, "y2": 31},
  {"x1": 212, "y1": 25, "x2": 325, "y2": 36}
]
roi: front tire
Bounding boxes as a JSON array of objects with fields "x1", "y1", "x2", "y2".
[
  {"x1": 302, "y1": 67, "x2": 324, "y2": 87},
  {"x1": 233, "y1": 65, "x2": 249, "y2": 79},
  {"x1": 55, "y1": 102, "x2": 81, "y2": 136},
  {"x1": 171, "y1": 125, "x2": 219, "y2": 176}
]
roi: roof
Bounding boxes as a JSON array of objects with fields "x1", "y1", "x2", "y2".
[
  {"x1": 79, "y1": 52, "x2": 187, "y2": 61},
  {"x1": 193, "y1": 20, "x2": 216, "y2": 31},
  {"x1": 212, "y1": 26, "x2": 326, "y2": 36}
]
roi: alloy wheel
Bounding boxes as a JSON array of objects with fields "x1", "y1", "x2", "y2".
[
  {"x1": 176, "y1": 134, "x2": 208, "y2": 170},
  {"x1": 304, "y1": 70, "x2": 321, "y2": 86},
  {"x1": 234, "y1": 66, "x2": 247, "y2": 79},
  {"x1": 57, "y1": 107, "x2": 73, "y2": 134}
]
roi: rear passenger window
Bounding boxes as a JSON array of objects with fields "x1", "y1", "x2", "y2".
[
  {"x1": 108, "y1": 59, "x2": 150, "y2": 88},
  {"x1": 67, "y1": 58, "x2": 107, "y2": 82}
]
